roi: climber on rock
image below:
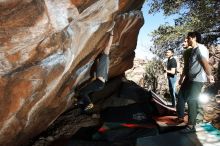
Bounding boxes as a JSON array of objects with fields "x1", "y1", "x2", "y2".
[{"x1": 76, "y1": 22, "x2": 115, "y2": 113}]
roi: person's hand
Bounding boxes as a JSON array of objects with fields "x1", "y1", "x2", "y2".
[
  {"x1": 207, "y1": 75, "x2": 215, "y2": 83},
  {"x1": 164, "y1": 68, "x2": 167, "y2": 73}
]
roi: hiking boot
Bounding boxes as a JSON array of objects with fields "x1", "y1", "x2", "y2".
[
  {"x1": 180, "y1": 125, "x2": 196, "y2": 133},
  {"x1": 84, "y1": 103, "x2": 94, "y2": 112},
  {"x1": 172, "y1": 117, "x2": 184, "y2": 123}
]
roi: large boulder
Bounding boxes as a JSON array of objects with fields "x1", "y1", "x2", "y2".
[
  {"x1": 0, "y1": 0, "x2": 145, "y2": 145},
  {"x1": 125, "y1": 58, "x2": 147, "y2": 87},
  {"x1": 201, "y1": 45, "x2": 220, "y2": 129}
]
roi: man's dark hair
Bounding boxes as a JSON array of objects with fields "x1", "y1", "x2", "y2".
[
  {"x1": 166, "y1": 49, "x2": 174, "y2": 53},
  {"x1": 187, "y1": 31, "x2": 202, "y2": 43}
]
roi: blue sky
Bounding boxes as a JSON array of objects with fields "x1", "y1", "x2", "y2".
[{"x1": 135, "y1": 2, "x2": 179, "y2": 59}]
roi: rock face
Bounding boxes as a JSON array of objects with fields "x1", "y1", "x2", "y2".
[
  {"x1": 125, "y1": 58, "x2": 147, "y2": 87},
  {"x1": 31, "y1": 77, "x2": 154, "y2": 146},
  {"x1": 202, "y1": 45, "x2": 220, "y2": 129},
  {"x1": 209, "y1": 45, "x2": 220, "y2": 79},
  {"x1": 0, "y1": 0, "x2": 144, "y2": 145},
  {"x1": 126, "y1": 58, "x2": 169, "y2": 96}
]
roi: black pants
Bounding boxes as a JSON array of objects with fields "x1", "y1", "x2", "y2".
[
  {"x1": 177, "y1": 80, "x2": 203, "y2": 125},
  {"x1": 78, "y1": 79, "x2": 105, "y2": 105}
]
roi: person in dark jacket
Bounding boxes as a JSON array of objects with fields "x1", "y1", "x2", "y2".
[{"x1": 77, "y1": 26, "x2": 114, "y2": 112}]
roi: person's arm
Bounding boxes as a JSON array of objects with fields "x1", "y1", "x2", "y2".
[
  {"x1": 179, "y1": 71, "x2": 185, "y2": 85},
  {"x1": 165, "y1": 68, "x2": 176, "y2": 74},
  {"x1": 198, "y1": 46, "x2": 215, "y2": 83},
  {"x1": 97, "y1": 31, "x2": 113, "y2": 82},
  {"x1": 199, "y1": 58, "x2": 215, "y2": 83},
  {"x1": 104, "y1": 30, "x2": 114, "y2": 55}
]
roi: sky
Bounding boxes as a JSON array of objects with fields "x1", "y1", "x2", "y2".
[{"x1": 135, "y1": 2, "x2": 179, "y2": 60}]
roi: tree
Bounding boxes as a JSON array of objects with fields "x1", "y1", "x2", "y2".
[
  {"x1": 147, "y1": 0, "x2": 220, "y2": 57},
  {"x1": 144, "y1": 58, "x2": 166, "y2": 93}
]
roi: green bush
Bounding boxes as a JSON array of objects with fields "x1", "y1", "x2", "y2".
[{"x1": 144, "y1": 58, "x2": 165, "y2": 93}]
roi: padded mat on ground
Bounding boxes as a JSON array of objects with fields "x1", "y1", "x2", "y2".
[
  {"x1": 136, "y1": 123, "x2": 220, "y2": 146},
  {"x1": 101, "y1": 103, "x2": 155, "y2": 124},
  {"x1": 93, "y1": 122, "x2": 158, "y2": 141}
]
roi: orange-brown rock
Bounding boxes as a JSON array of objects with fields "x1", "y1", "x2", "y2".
[{"x1": 0, "y1": 0, "x2": 144, "y2": 145}]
